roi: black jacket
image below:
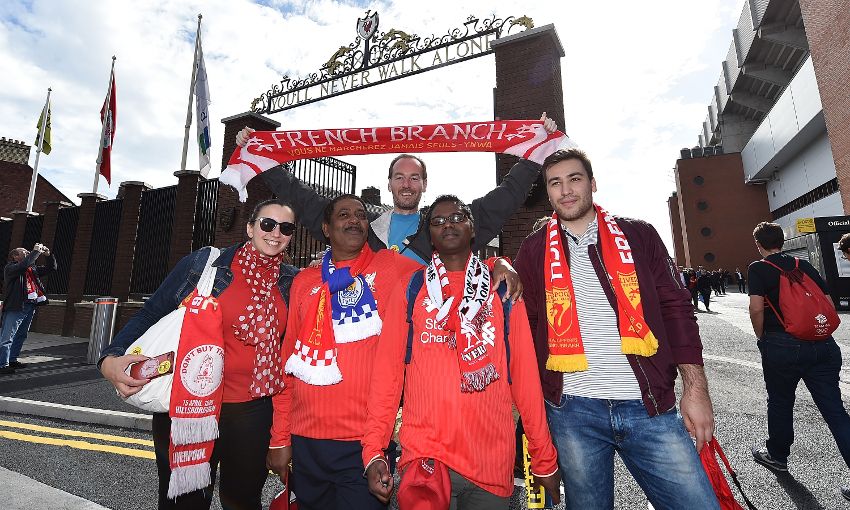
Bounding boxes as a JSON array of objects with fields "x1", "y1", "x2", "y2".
[{"x1": 3, "y1": 251, "x2": 56, "y2": 312}]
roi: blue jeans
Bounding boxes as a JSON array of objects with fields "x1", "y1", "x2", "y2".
[
  {"x1": 0, "y1": 302, "x2": 35, "y2": 367},
  {"x1": 545, "y1": 394, "x2": 719, "y2": 510},
  {"x1": 758, "y1": 331, "x2": 850, "y2": 468}
]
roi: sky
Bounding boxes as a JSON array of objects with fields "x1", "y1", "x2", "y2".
[{"x1": 1, "y1": 0, "x2": 746, "y2": 252}]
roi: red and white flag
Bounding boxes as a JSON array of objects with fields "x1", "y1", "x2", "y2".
[{"x1": 98, "y1": 72, "x2": 117, "y2": 184}]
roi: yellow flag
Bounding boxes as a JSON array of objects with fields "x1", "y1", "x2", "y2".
[{"x1": 35, "y1": 100, "x2": 51, "y2": 155}]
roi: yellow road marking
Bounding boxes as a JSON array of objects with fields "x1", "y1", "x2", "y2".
[
  {"x1": 0, "y1": 419, "x2": 153, "y2": 446},
  {"x1": 0, "y1": 430, "x2": 155, "y2": 459}
]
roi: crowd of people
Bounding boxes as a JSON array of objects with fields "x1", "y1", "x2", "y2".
[
  {"x1": 678, "y1": 267, "x2": 746, "y2": 313},
  {"x1": 85, "y1": 119, "x2": 850, "y2": 509}
]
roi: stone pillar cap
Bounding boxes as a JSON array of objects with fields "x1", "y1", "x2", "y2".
[
  {"x1": 173, "y1": 170, "x2": 203, "y2": 178},
  {"x1": 221, "y1": 111, "x2": 281, "y2": 128},
  {"x1": 10, "y1": 210, "x2": 39, "y2": 216},
  {"x1": 118, "y1": 181, "x2": 152, "y2": 189},
  {"x1": 77, "y1": 192, "x2": 107, "y2": 200},
  {"x1": 44, "y1": 200, "x2": 74, "y2": 207},
  {"x1": 490, "y1": 23, "x2": 564, "y2": 57}
]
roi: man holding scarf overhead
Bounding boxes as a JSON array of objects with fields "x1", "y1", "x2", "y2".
[
  {"x1": 514, "y1": 149, "x2": 720, "y2": 509},
  {"x1": 270, "y1": 194, "x2": 420, "y2": 509}
]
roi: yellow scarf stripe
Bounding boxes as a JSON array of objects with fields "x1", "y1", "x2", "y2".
[
  {"x1": 546, "y1": 354, "x2": 588, "y2": 373},
  {"x1": 620, "y1": 331, "x2": 659, "y2": 357}
]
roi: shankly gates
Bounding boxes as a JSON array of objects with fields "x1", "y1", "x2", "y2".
[{"x1": 2, "y1": 12, "x2": 564, "y2": 338}]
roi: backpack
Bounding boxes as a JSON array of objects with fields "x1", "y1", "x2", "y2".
[
  {"x1": 760, "y1": 258, "x2": 839, "y2": 341},
  {"x1": 405, "y1": 269, "x2": 514, "y2": 384}
]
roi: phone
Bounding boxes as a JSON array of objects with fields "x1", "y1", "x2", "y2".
[{"x1": 128, "y1": 351, "x2": 175, "y2": 380}]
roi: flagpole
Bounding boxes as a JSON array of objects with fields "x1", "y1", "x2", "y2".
[
  {"x1": 180, "y1": 14, "x2": 202, "y2": 172},
  {"x1": 94, "y1": 56, "x2": 116, "y2": 194},
  {"x1": 27, "y1": 87, "x2": 51, "y2": 213}
]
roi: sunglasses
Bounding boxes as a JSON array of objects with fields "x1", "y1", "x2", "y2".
[
  {"x1": 257, "y1": 217, "x2": 296, "y2": 236},
  {"x1": 429, "y1": 212, "x2": 468, "y2": 227}
]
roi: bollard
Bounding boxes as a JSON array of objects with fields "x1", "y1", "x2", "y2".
[{"x1": 88, "y1": 297, "x2": 118, "y2": 364}]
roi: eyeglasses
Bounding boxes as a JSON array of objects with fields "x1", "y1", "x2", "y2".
[
  {"x1": 257, "y1": 217, "x2": 296, "y2": 236},
  {"x1": 429, "y1": 212, "x2": 468, "y2": 227}
]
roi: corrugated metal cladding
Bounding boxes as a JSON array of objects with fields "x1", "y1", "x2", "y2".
[
  {"x1": 709, "y1": 97, "x2": 718, "y2": 130},
  {"x1": 703, "y1": 119, "x2": 711, "y2": 146},
  {"x1": 749, "y1": 0, "x2": 771, "y2": 29},
  {"x1": 715, "y1": 76, "x2": 729, "y2": 111},
  {"x1": 735, "y1": 6, "x2": 756, "y2": 64},
  {"x1": 724, "y1": 42, "x2": 740, "y2": 92}
]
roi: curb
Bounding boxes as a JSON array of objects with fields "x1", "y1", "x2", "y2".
[{"x1": 0, "y1": 396, "x2": 151, "y2": 431}]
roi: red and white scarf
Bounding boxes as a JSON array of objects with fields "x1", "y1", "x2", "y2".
[
  {"x1": 25, "y1": 268, "x2": 46, "y2": 303},
  {"x1": 232, "y1": 242, "x2": 286, "y2": 397},
  {"x1": 285, "y1": 246, "x2": 379, "y2": 386},
  {"x1": 425, "y1": 252, "x2": 498, "y2": 392},
  {"x1": 222, "y1": 120, "x2": 575, "y2": 201},
  {"x1": 543, "y1": 205, "x2": 658, "y2": 372},
  {"x1": 168, "y1": 288, "x2": 225, "y2": 499}
]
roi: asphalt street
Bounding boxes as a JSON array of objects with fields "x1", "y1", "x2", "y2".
[{"x1": 1, "y1": 291, "x2": 849, "y2": 509}]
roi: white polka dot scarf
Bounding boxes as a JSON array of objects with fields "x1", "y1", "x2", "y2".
[{"x1": 233, "y1": 242, "x2": 286, "y2": 397}]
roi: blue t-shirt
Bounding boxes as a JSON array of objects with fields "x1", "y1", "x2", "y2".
[{"x1": 387, "y1": 212, "x2": 426, "y2": 264}]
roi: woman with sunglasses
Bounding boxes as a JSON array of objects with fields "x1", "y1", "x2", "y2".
[{"x1": 99, "y1": 199, "x2": 299, "y2": 510}]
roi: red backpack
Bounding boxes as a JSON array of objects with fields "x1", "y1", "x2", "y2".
[{"x1": 760, "y1": 258, "x2": 839, "y2": 340}]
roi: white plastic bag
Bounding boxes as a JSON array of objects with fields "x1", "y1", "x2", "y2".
[{"x1": 122, "y1": 248, "x2": 219, "y2": 413}]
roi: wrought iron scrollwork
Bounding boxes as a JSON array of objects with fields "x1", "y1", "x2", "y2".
[{"x1": 250, "y1": 13, "x2": 534, "y2": 114}]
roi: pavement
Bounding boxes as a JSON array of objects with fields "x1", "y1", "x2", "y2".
[{"x1": 2, "y1": 294, "x2": 850, "y2": 509}]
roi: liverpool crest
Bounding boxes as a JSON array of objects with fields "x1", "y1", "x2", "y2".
[{"x1": 356, "y1": 10, "x2": 379, "y2": 40}]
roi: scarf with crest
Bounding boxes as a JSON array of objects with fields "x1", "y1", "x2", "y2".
[
  {"x1": 232, "y1": 242, "x2": 287, "y2": 397},
  {"x1": 425, "y1": 252, "x2": 498, "y2": 392},
  {"x1": 25, "y1": 268, "x2": 46, "y2": 303},
  {"x1": 543, "y1": 205, "x2": 658, "y2": 372},
  {"x1": 286, "y1": 247, "x2": 381, "y2": 385}
]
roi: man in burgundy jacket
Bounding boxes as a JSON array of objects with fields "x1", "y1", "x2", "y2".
[{"x1": 514, "y1": 149, "x2": 719, "y2": 509}]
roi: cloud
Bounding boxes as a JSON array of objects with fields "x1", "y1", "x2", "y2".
[{"x1": 1, "y1": 0, "x2": 744, "y2": 252}]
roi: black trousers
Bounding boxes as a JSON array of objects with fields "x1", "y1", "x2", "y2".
[
  {"x1": 153, "y1": 397, "x2": 273, "y2": 510},
  {"x1": 291, "y1": 435, "x2": 386, "y2": 510}
]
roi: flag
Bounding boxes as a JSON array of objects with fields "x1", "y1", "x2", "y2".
[
  {"x1": 194, "y1": 36, "x2": 211, "y2": 176},
  {"x1": 98, "y1": 72, "x2": 117, "y2": 184},
  {"x1": 35, "y1": 98, "x2": 52, "y2": 155}
]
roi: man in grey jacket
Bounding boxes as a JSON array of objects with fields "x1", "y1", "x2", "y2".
[{"x1": 235, "y1": 114, "x2": 558, "y2": 270}]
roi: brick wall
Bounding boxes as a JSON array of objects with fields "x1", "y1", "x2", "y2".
[
  {"x1": 675, "y1": 153, "x2": 770, "y2": 271},
  {"x1": 799, "y1": 0, "x2": 850, "y2": 214},
  {"x1": 30, "y1": 301, "x2": 66, "y2": 335},
  {"x1": 0, "y1": 161, "x2": 74, "y2": 217},
  {"x1": 492, "y1": 25, "x2": 565, "y2": 258}
]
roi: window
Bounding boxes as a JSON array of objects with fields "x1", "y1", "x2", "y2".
[{"x1": 693, "y1": 176, "x2": 705, "y2": 185}]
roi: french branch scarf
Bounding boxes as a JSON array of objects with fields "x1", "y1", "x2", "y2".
[
  {"x1": 544, "y1": 205, "x2": 658, "y2": 372},
  {"x1": 232, "y1": 242, "x2": 286, "y2": 397},
  {"x1": 285, "y1": 247, "x2": 382, "y2": 385},
  {"x1": 222, "y1": 120, "x2": 575, "y2": 201},
  {"x1": 425, "y1": 252, "x2": 498, "y2": 392}
]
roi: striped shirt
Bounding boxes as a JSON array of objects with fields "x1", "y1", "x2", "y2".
[{"x1": 562, "y1": 219, "x2": 641, "y2": 399}]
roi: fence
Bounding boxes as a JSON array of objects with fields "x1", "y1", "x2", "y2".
[
  {"x1": 45, "y1": 206, "x2": 77, "y2": 294},
  {"x1": 84, "y1": 199, "x2": 123, "y2": 296},
  {"x1": 130, "y1": 185, "x2": 177, "y2": 296}
]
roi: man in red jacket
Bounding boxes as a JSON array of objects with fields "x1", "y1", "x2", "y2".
[
  {"x1": 363, "y1": 195, "x2": 560, "y2": 509},
  {"x1": 514, "y1": 149, "x2": 719, "y2": 509}
]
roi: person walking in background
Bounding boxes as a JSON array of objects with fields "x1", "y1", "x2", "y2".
[
  {"x1": 735, "y1": 267, "x2": 746, "y2": 293},
  {"x1": 0, "y1": 243, "x2": 56, "y2": 375},
  {"x1": 697, "y1": 267, "x2": 713, "y2": 312},
  {"x1": 748, "y1": 222, "x2": 850, "y2": 502}
]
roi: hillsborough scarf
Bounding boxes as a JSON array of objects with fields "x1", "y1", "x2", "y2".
[
  {"x1": 25, "y1": 268, "x2": 46, "y2": 303},
  {"x1": 167, "y1": 288, "x2": 225, "y2": 499},
  {"x1": 425, "y1": 252, "x2": 497, "y2": 392},
  {"x1": 285, "y1": 247, "x2": 381, "y2": 385},
  {"x1": 232, "y1": 242, "x2": 286, "y2": 398},
  {"x1": 543, "y1": 205, "x2": 658, "y2": 372},
  {"x1": 222, "y1": 120, "x2": 575, "y2": 201}
]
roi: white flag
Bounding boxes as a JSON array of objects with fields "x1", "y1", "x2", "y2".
[{"x1": 194, "y1": 36, "x2": 212, "y2": 177}]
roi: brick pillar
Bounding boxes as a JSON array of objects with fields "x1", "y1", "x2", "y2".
[
  {"x1": 9, "y1": 210, "x2": 33, "y2": 250},
  {"x1": 62, "y1": 193, "x2": 105, "y2": 336},
  {"x1": 220, "y1": 111, "x2": 281, "y2": 172},
  {"x1": 491, "y1": 24, "x2": 566, "y2": 258},
  {"x1": 216, "y1": 112, "x2": 281, "y2": 247},
  {"x1": 111, "y1": 181, "x2": 150, "y2": 301},
  {"x1": 168, "y1": 171, "x2": 202, "y2": 268},
  {"x1": 799, "y1": 0, "x2": 850, "y2": 214}
]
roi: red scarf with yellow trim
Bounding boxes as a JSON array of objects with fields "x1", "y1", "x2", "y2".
[{"x1": 543, "y1": 205, "x2": 658, "y2": 372}]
